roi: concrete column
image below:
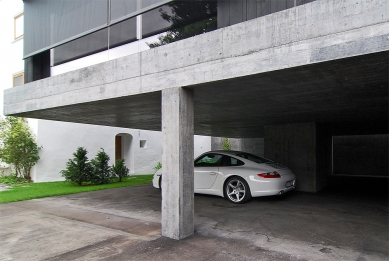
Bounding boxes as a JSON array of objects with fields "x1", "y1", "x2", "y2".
[
  {"x1": 161, "y1": 87, "x2": 194, "y2": 240},
  {"x1": 264, "y1": 122, "x2": 330, "y2": 193}
]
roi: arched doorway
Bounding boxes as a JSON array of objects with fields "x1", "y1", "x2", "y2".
[{"x1": 115, "y1": 133, "x2": 134, "y2": 174}]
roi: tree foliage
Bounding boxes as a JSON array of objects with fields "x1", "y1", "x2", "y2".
[
  {"x1": 147, "y1": 0, "x2": 217, "y2": 48},
  {"x1": 61, "y1": 147, "x2": 92, "y2": 185},
  {"x1": 90, "y1": 148, "x2": 112, "y2": 184},
  {"x1": 61, "y1": 147, "x2": 133, "y2": 186},
  {"x1": 0, "y1": 116, "x2": 41, "y2": 180},
  {"x1": 112, "y1": 159, "x2": 129, "y2": 182}
]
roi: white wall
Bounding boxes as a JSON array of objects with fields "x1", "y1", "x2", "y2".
[{"x1": 33, "y1": 120, "x2": 211, "y2": 182}]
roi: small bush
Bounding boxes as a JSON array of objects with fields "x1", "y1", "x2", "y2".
[
  {"x1": 90, "y1": 149, "x2": 112, "y2": 185},
  {"x1": 112, "y1": 159, "x2": 129, "y2": 182},
  {"x1": 61, "y1": 147, "x2": 92, "y2": 186}
]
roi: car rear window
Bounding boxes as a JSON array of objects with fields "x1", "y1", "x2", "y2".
[{"x1": 234, "y1": 152, "x2": 272, "y2": 164}]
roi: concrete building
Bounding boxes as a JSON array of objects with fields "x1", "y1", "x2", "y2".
[
  {"x1": 3, "y1": 0, "x2": 388, "y2": 239},
  {"x1": 0, "y1": 0, "x2": 212, "y2": 181}
]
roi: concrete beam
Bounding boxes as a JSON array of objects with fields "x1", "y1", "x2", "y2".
[{"x1": 161, "y1": 87, "x2": 194, "y2": 239}]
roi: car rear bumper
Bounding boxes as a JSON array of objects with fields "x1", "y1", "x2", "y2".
[{"x1": 248, "y1": 174, "x2": 296, "y2": 197}]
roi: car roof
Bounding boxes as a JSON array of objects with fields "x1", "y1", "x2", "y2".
[{"x1": 205, "y1": 150, "x2": 250, "y2": 156}]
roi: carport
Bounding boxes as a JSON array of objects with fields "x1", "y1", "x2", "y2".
[{"x1": 4, "y1": 0, "x2": 388, "y2": 239}]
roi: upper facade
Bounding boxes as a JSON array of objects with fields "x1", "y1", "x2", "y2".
[{"x1": 23, "y1": 0, "x2": 316, "y2": 83}]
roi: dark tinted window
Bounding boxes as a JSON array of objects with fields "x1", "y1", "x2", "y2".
[
  {"x1": 194, "y1": 153, "x2": 223, "y2": 167},
  {"x1": 109, "y1": 17, "x2": 137, "y2": 49},
  {"x1": 220, "y1": 156, "x2": 244, "y2": 167},
  {"x1": 235, "y1": 152, "x2": 271, "y2": 164},
  {"x1": 144, "y1": 1, "x2": 217, "y2": 48},
  {"x1": 142, "y1": 5, "x2": 173, "y2": 38},
  {"x1": 53, "y1": 28, "x2": 108, "y2": 66}
]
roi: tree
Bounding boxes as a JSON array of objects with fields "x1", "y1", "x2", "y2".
[
  {"x1": 147, "y1": 0, "x2": 217, "y2": 48},
  {"x1": 112, "y1": 159, "x2": 129, "y2": 182},
  {"x1": 0, "y1": 116, "x2": 41, "y2": 180},
  {"x1": 61, "y1": 147, "x2": 92, "y2": 185},
  {"x1": 90, "y1": 148, "x2": 112, "y2": 184}
]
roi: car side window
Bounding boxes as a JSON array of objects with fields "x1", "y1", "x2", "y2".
[
  {"x1": 194, "y1": 154, "x2": 223, "y2": 167},
  {"x1": 220, "y1": 156, "x2": 245, "y2": 167},
  {"x1": 235, "y1": 153, "x2": 270, "y2": 164}
]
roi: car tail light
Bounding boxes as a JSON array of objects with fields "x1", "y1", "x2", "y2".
[{"x1": 257, "y1": 172, "x2": 281, "y2": 178}]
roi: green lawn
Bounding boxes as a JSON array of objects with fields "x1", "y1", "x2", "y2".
[{"x1": 0, "y1": 175, "x2": 153, "y2": 204}]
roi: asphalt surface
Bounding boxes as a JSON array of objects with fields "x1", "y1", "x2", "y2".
[{"x1": 0, "y1": 182, "x2": 388, "y2": 261}]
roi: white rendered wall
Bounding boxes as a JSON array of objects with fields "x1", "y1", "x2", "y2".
[
  {"x1": 33, "y1": 120, "x2": 165, "y2": 182},
  {"x1": 33, "y1": 120, "x2": 211, "y2": 182}
]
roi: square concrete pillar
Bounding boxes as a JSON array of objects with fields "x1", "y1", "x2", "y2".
[
  {"x1": 264, "y1": 122, "x2": 331, "y2": 193},
  {"x1": 161, "y1": 87, "x2": 194, "y2": 240}
]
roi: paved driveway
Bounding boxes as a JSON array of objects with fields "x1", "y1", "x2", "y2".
[{"x1": 0, "y1": 184, "x2": 388, "y2": 261}]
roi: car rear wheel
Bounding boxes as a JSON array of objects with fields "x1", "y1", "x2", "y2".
[{"x1": 224, "y1": 177, "x2": 252, "y2": 204}]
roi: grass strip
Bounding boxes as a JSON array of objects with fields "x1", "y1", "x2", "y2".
[{"x1": 0, "y1": 175, "x2": 153, "y2": 204}]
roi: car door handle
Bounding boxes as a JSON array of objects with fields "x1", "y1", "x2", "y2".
[{"x1": 210, "y1": 172, "x2": 217, "y2": 175}]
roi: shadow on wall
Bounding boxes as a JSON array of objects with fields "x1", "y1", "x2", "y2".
[{"x1": 332, "y1": 134, "x2": 388, "y2": 178}]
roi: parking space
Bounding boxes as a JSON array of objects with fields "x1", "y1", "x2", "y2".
[{"x1": 0, "y1": 184, "x2": 387, "y2": 260}]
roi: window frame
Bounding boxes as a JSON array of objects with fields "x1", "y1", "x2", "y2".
[
  {"x1": 194, "y1": 153, "x2": 223, "y2": 167},
  {"x1": 12, "y1": 72, "x2": 24, "y2": 87},
  {"x1": 220, "y1": 155, "x2": 245, "y2": 167},
  {"x1": 14, "y1": 12, "x2": 24, "y2": 40}
]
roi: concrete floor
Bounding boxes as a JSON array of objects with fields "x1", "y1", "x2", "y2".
[{"x1": 0, "y1": 183, "x2": 388, "y2": 261}]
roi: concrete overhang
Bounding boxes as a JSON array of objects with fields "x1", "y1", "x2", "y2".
[{"x1": 4, "y1": 0, "x2": 389, "y2": 137}]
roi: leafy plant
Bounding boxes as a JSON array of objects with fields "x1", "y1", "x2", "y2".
[
  {"x1": 90, "y1": 148, "x2": 112, "y2": 185},
  {"x1": 61, "y1": 147, "x2": 92, "y2": 185},
  {"x1": 222, "y1": 138, "x2": 231, "y2": 150},
  {"x1": 0, "y1": 116, "x2": 41, "y2": 180},
  {"x1": 0, "y1": 173, "x2": 31, "y2": 185},
  {"x1": 112, "y1": 159, "x2": 129, "y2": 182},
  {"x1": 153, "y1": 162, "x2": 162, "y2": 173}
]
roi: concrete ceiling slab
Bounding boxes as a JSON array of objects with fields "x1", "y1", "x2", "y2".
[
  {"x1": 14, "y1": 51, "x2": 388, "y2": 138},
  {"x1": 191, "y1": 51, "x2": 388, "y2": 137}
]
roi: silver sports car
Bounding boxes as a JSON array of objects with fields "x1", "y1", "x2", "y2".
[{"x1": 153, "y1": 150, "x2": 296, "y2": 203}]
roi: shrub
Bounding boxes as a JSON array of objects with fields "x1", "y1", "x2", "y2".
[
  {"x1": 61, "y1": 147, "x2": 92, "y2": 185},
  {"x1": 90, "y1": 148, "x2": 112, "y2": 185},
  {"x1": 0, "y1": 116, "x2": 41, "y2": 180},
  {"x1": 112, "y1": 159, "x2": 129, "y2": 182}
]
